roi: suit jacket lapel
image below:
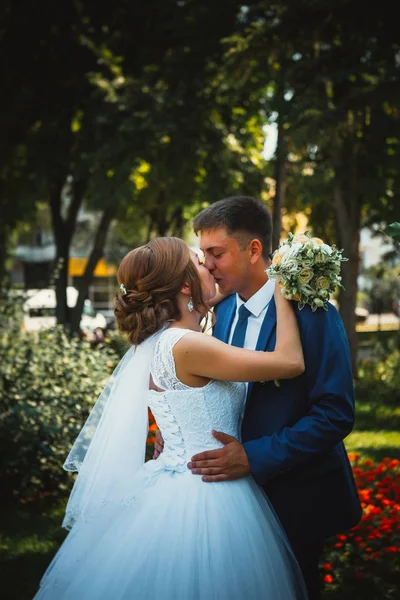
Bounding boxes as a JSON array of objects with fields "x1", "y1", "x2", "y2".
[
  {"x1": 246, "y1": 297, "x2": 277, "y2": 404},
  {"x1": 213, "y1": 295, "x2": 236, "y2": 343}
]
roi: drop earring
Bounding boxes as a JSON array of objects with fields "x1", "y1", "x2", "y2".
[{"x1": 188, "y1": 296, "x2": 194, "y2": 312}]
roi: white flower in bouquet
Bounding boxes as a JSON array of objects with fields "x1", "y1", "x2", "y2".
[
  {"x1": 321, "y1": 243, "x2": 333, "y2": 255},
  {"x1": 266, "y1": 231, "x2": 348, "y2": 312}
]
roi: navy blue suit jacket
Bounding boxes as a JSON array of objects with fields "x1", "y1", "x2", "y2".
[{"x1": 214, "y1": 295, "x2": 362, "y2": 547}]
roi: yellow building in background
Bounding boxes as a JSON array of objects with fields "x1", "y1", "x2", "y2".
[
  {"x1": 68, "y1": 257, "x2": 117, "y2": 278},
  {"x1": 68, "y1": 258, "x2": 117, "y2": 321}
]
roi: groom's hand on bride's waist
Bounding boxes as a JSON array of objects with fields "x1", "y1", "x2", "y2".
[
  {"x1": 153, "y1": 429, "x2": 164, "y2": 459},
  {"x1": 188, "y1": 431, "x2": 251, "y2": 482}
]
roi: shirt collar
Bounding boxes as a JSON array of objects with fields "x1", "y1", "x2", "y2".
[{"x1": 236, "y1": 280, "x2": 275, "y2": 318}]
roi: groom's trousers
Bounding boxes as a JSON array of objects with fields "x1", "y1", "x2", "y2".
[{"x1": 291, "y1": 540, "x2": 324, "y2": 600}]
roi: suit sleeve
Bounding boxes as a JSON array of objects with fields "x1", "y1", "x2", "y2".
[{"x1": 243, "y1": 304, "x2": 355, "y2": 485}]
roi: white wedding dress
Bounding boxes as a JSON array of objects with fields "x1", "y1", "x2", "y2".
[{"x1": 34, "y1": 328, "x2": 307, "y2": 600}]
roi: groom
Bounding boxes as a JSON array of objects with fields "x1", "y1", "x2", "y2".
[{"x1": 186, "y1": 196, "x2": 362, "y2": 599}]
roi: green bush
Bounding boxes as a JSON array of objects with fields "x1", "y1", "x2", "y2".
[
  {"x1": 0, "y1": 289, "x2": 118, "y2": 505},
  {"x1": 105, "y1": 329, "x2": 130, "y2": 360},
  {"x1": 356, "y1": 340, "x2": 400, "y2": 405}
]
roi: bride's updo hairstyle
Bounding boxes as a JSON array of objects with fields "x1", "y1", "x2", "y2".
[{"x1": 114, "y1": 237, "x2": 208, "y2": 345}]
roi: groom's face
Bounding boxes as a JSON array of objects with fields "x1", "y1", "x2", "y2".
[{"x1": 199, "y1": 227, "x2": 252, "y2": 297}]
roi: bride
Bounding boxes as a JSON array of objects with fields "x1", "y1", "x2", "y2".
[{"x1": 34, "y1": 236, "x2": 308, "y2": 600}]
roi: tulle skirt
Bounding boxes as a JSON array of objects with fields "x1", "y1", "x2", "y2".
[{"x1": 34, "y1": 466, "x2": 307, "y2": 599}]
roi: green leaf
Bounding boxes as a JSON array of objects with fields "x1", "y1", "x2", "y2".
[{"x1": 381, "y1": 222, "x2": 400, "y2": 242}]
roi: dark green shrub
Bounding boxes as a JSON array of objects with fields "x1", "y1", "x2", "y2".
[
  {"x1": 356, "y1": 339, "x2": 400, "y2": 405},
  {"x1": 0, "y1": 290, "x2": 118, "y2": 505},
  {"x1": 105, "y1": 329, "x2": 130, "y2": 359}
]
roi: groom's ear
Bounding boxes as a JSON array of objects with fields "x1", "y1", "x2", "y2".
[{"x1": 248, "y1": 239, "x2": 263, "y2": 263}]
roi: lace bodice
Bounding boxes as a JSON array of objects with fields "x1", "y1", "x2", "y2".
[
  {"x1": 151, "y1": 328, "x2": 196, "y2": 391},
  {"x1": 148, "y1": 328, "x2": 246, "y2": 473}
]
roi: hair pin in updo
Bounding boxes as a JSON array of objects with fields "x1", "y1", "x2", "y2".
[{"x1": 119, "y1": 283, "x2": 127, "y2": 294}]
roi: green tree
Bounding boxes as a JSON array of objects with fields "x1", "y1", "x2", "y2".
[
  {"x1": 2, "y1": 0, "x2": 251, "y2": 330},
  {"x1": 223, "y1": 0, "x2": 400, "y2": 370}
]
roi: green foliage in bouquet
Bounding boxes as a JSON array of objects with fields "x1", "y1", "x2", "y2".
[
  {"x1": 382, "y1": 222, "x2": 400, "y2": 243},
  {"x1": 0, "y1": 289, "x2": 118, "y2": 505},
  {"x1": 267, "y1": 232, "x2": 347, "y2": 312}
]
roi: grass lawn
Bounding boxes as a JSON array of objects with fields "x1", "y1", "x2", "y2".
[
  {"x1": 345, "y1": 396, "x2": 400, "y2": 461},
  {"x1": 0, "y1": 502, "x2": 68, "y2": 600},
  {"x1": 1, "y1": 397, "x2": 399, "y2": 600},
  {"x1": 346, "y1": 431, "x2": 400, "y2": 461}
]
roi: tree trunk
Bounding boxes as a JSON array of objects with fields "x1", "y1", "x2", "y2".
[
  {"x1": 0, "y1": 223, "x2": 8, "y2": 285},
  {"x1": 272, "y1": 117, "x2": 286, "y2": 252},
  {"x1": 49, "y1": 179, "x2": 69, "y2": 324},
  {"x1": 49, "y1": 177, "x2": 87, "y2": 325},
  {"x1": 71, "y1": 204, "x2": 116, "y2": 334},
  {"x1": 171, "y1": 205, "x2": 184, "y2": 238},
  {"x1": 150, "y1": 190, "x2": 169, "y2": 237},
  {"x1": 334, "y1": 174, "x2": 360, "y2": 377}
]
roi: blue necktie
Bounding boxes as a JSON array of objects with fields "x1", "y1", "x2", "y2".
[{"x1": 231, "y1": 304, "x2": 251, "y2": 348}]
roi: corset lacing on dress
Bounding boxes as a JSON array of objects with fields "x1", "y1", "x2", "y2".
[{"x1": 148, "y1": 390, "x2": 187, "y2": 473}]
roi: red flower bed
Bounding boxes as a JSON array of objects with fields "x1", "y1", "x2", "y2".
[
  {"x1": 322, "y1": 454, "x2": 400, "y2": 599},
  {"x1": 145, "y1": 410, "x2": 158, "y2": 459},
  {"x1": 147, "y1": 409, "x2": 158, "y2": 446}
]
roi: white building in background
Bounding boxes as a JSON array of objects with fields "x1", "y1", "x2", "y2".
[{"x1": 359, "y1": 227, "x2": 395, "y2": 270}]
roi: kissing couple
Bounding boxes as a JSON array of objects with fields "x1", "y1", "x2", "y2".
[{"x1": 34, "y1": 196, "x2": 361, "y2": 600}]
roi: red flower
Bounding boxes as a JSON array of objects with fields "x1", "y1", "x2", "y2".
[{"x1": 324, "y1": 575, "x2": 333, "y2": 584}]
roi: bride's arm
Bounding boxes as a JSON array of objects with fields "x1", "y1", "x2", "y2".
[{"x1": 175, "y1": 286, "x2": 304, "y2": 383}]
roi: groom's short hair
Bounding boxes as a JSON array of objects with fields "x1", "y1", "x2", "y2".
[{"x1": 193, "y1": 196, "x2": 272, "y2": 259}]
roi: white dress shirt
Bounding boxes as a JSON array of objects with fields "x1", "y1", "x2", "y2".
[{"x1": 228, "y1": 280, "x2": 275, "y2": 350}]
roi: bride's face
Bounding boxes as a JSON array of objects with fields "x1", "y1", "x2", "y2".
[{"x1": 190, "y1": 249, "x2": 216, "y2": 301}]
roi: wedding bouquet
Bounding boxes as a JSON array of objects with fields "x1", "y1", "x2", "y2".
[{"x1": 267, "y1": 232, "x2": 347, "y2": 311}]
